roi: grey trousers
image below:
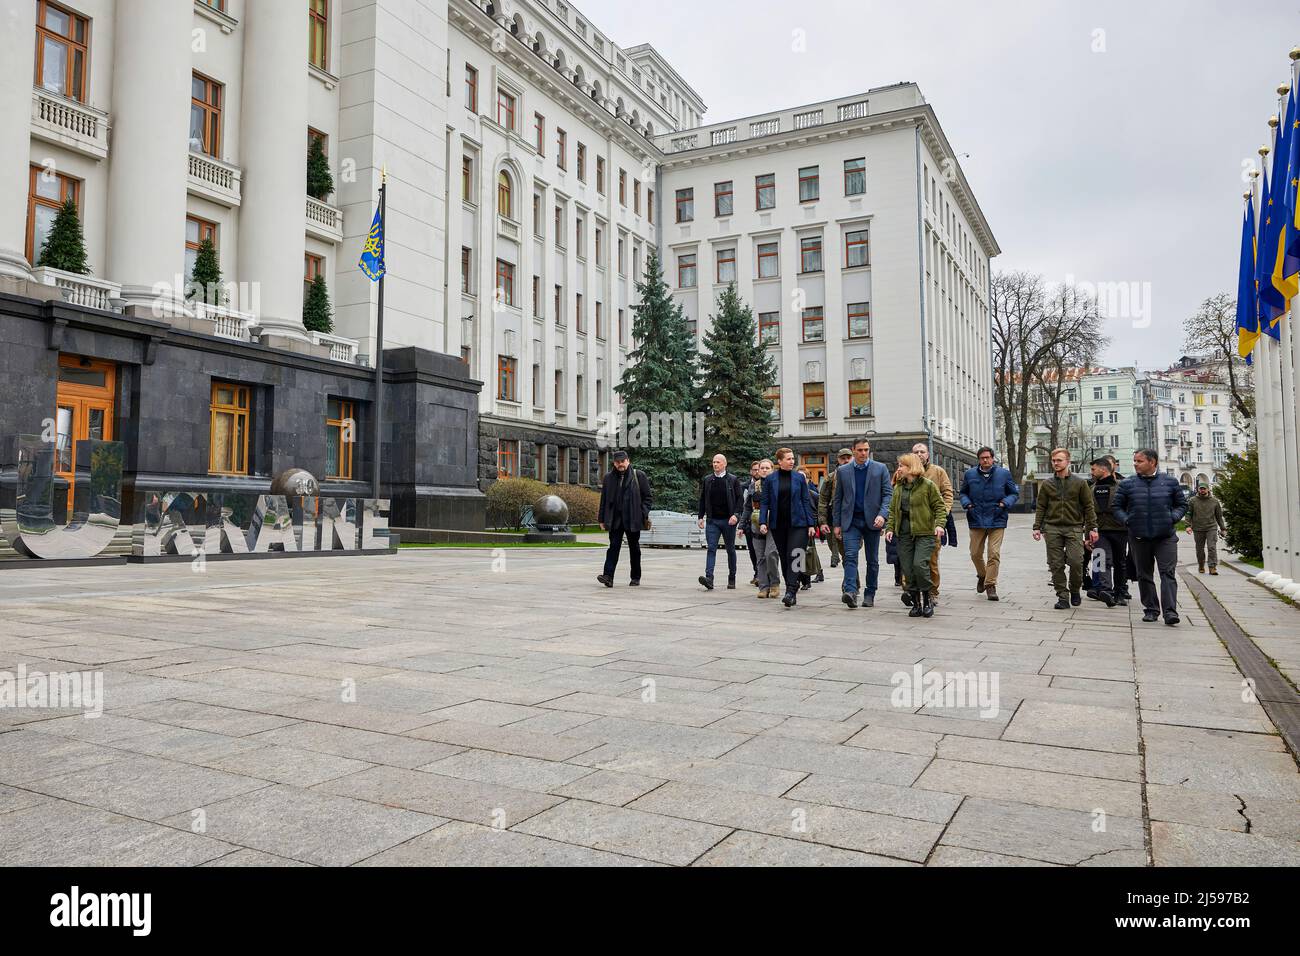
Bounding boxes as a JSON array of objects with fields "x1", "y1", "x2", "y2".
[
  {"x1": 1193, "y1": 529, "x2": 1219, "y2": 568},
  {"x1": 1129, "y1": 534, "x2": 1179, "y2": 616},
  {"x1": 753, "y1": 533, "x2": 781, "y2": 589}
]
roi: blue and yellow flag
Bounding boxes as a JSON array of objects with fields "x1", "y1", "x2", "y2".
[
  {"x1": 1258, "y1": 164, "x2": 1285, "y2": 331},
  {"x1": 1237, "y1": 197, "x2": 1260, "y2": 362},
  {"x1": 358, "y1": 204, "x2": 385, "y2": 282},
  {"x1": 1269, "y1": 86, "x2": 1298, "y2": 315},
  {"x1": 1285, "y1": 83, "x2": 1300, "y2": 292}
]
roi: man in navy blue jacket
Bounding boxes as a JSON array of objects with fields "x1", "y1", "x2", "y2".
[
  {"x1": 1113, "y1": 448, "x2": 1188, "y2": 626},
  {"x1": 830, "y1": 437, "x2": 893, "y2": 609},
  {"x1": 958, "y1": 446, "x2": 1019, "y2": 602}
]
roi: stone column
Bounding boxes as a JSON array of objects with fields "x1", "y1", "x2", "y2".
[
  {"x1": 104, "y1": 0, "x2": 193, "y2": 316},
  {"x1": 238, "y1": 0, "x2": 310, "y2": 346},
  {"x1": 0, "y1": 1, "x2": 38, "y2": 281}
]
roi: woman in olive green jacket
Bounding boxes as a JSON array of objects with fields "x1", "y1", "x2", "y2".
[{"x1": 885, "y1": 453, "x2": 948, "y2": 617}]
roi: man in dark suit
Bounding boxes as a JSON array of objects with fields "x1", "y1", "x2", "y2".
[
  {"x1": 597, "y1": 450, "x2": 652, "y2": 587},
  {"x1": 831, "y1": 437, "x2": 893, "y2": 609}
]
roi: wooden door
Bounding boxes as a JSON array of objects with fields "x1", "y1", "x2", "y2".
[{"x1": 54, "y1": 355, "x2": 116, "y2": 513}]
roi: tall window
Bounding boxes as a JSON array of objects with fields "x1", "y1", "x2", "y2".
[
  {"x1": 844, "y1": 157, "x2": 866, "y2": 195},
  {"x1": 185, "y1": 216, "x2": 217, "y2": 281},
  {"x1": 532, "y1": 275, "x2": 540, "y2": 316},
  {"x1": 35, "y1": 0, "x2": 90, "y2": 102},
  {"x1": 497, "y1": 170, "x2": 512, "y2": 218},
  {"x1": 618, "y1": 308, "x2": 626, "y2": 344},
  {"x1": 845, "y1": 229, "x2": 869, "y2": 267},
  {"x1": 596, "y1": 301, "x2": 605, "y2": 339},
  {"x1": 801, "y1": 307, "x2": 824, "y2": 343},
  {"x1": 533, "y1": 193, "x2": 542, "y2": 236},
  {"x1": 617, "y1": 237, "x2": 625, "y2": 275},
  {"x1": 576, "y1": 142, "x2": 587, "y2": 181},
  {"x1": 554, "y1": 204, "x2": 564, "y2": 247},
  {"x1": 803, "y1": 381, "x2": 825, "y2": 419},
  {"x1": 554, "y1": 284, "x2": 564, "y2": 325},
  {"x1": 755, "y1": 173, "x2": 775, "y2": 209},
  {"x1": 189, "y1": 73, "x2": 223, "y2": 156},
  {"x1": 326, "y1": 398, "x2": 354, "y2": 479},
  {"x1": 848, "y1": 379, "x2": 872, "y2": 418},
  {"x1": 534, "y1": 112, "x2": 545, "y2": 154},
  {"x1": 460, "y1": 247, "x2": 471, "y2": 293},
  {"x1": 498, "y1": 356, "x2": 517, "y2": 401},
  {"x1": 759, "y1": 311, "x2": 779, "y2": 345},
  {"x1": 462, "y1": 156, "x2": 473, "y2": 201},
  {"x1": 619, "y1": 169, "x2": 627, "y2": 205},
  {"x1": 465, "y1": 65, "x2": 478, "y2": 111},
  {"x1": 798, "y1": 166, "x2": 820, "y2": 202},
  {"x1": 757, "y1": 241, "x2": 779, "y2": 278},
  {"x1": 556, "y1": 129, "x2": 567, "y2": 169},
  {"x1": 209, "y1": 382, "x2": 249, "y2": 476},
  {"x1": 497, "y1": 88, "x2": 516, "y2": 130},
  {"x1": 495, "y1": 258, "x2": 515, "y2": 306},
  {"x1": 308, "y1": 0, "x2": 329, "y2": 70},
  {"x1": 596, "y1": 156, "x2": 606, "y2": 194},
  {"x1": 799, "y1": 236, "x2": 822, "y2": 273},
  {"x1": 714, "y1": 181, "x2": 733, "y2": 217},
  {"x1": 675, "y1": 188, "x2": 694, "y2": 223},
  {"x1": 575, "y1": 292, "x2": 584, "y2": 332},
  {"x1": 497, "y1": 439, "x2": 518, "y2": 477},
  {"x1": 574, "y1": 214, "x2": 585, "y2": 258},
  {"x1": 765, "y1": 385, "x2": 781, "y2": 420},
  {"x1": 678, "y1": 252, "x2": 697, "y2": 288},
  {"x1": 26, "y1": 165, "x2": 80, "y2": 264},
  {"x1": 304, "y1": 252, "x2": 324, "y2": 299},
  {"x1": 594, "y1": 226, "x2": 603, "y2": 266},
  {"x1": 847, "y1": 302, "x2": 870, "y2": 338},
  {"x1": 633, "y1": 180, "x2": 641, "y2": 214},
  {"x1": 647, "y1": 188, "x2": 654, "y2": 223},
  {"x1": 716, "y1": 247, "x2": 735, "y2": 283}
]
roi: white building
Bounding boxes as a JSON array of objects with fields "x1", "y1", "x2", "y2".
[
  {"x1": 1017, "y1": 367, "x2": 1142, "y2": 478},
  {"x1": 2, "y1": 0, "x2": 997, "y2": 492},
  {"x1": 1138, "y1": 357, "x2": 1253, "y2": 489},
  {"x1": 659, "y1": 85, "x2": 999, "y2": 483}
]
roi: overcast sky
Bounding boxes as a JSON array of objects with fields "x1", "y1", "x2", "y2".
[{"x1": 582, "y1": 0, "x2": 1296, "y2": 371}]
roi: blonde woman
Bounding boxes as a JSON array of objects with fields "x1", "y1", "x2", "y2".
[{"x1": 885, "y1": 453, "x2": 948, "y2": 618}]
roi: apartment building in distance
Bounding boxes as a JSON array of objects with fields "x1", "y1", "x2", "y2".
[
  {"x1": 1016, "y1": 367, "x2": 1143, "y2": 479},
  {"x1": 1138, "y1": 356, "x2": 1253, "y2": 489}
]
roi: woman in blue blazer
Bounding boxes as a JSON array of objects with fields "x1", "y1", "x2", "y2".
[{"x1": 759, "y1": 448, "x2": 816, "y2": 606}]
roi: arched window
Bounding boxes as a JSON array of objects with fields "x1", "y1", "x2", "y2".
[{"x1": 497, "y1": 170, "x2": 512, "y2": 218}]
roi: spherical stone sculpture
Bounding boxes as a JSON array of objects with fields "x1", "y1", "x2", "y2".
[
  {"x1": 533, "y1": 494, "x2": 570, "y2": 530},
  {"x1": 270, "y1": 467, "x2": 319, "y2": 498},
  {"x1": 525, "y1": 494, "x2": 576, "y2": 542}
]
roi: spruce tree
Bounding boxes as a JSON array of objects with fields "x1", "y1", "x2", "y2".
[
  {"x1": 615, "y1": 248, "x2": 699, "y2": 511},
  {"x1": 187, "y1": 236, "x2": 225, "y2": 305},
  {"x1": 699, "y1": 282, "x2": 777, "y2": 468},
  {"x1": 37, "y1": 198, "x2": 89, "y2": 274},
  {"x1": 302, "y1": 273, "x2": 333, "y2": 333},
  {"x1": 306, "y1": 135, "x2": 334, "y2": 201}
]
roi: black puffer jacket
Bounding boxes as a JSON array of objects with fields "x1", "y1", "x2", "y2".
[{"x1": 1113, "y1": 471, "x2": 1188, "y2": 540}]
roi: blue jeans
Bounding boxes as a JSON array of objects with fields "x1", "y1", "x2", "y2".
[
  {"x1": 704, "y1": 517, "x2": 738, "y2": 578},
  {"x1": 841, "y1": 519, "x2": 881, "y2": 596}
]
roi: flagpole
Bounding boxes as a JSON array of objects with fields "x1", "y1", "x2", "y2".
[{"x1": 372, "y1": 168, "x2": 387, "y2": 500}]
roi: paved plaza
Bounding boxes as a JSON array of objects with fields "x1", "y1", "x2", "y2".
[{"x1": 1, "y1": 526, "x2": 1298, "y2": 867}]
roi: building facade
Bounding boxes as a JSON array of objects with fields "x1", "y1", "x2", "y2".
[
  {"x1": 2, "y1": 0, "x2": 998, "y2": 529},
  {"x1": 658, "y1": 86, "x2": 999, "y2": 484},
  {"x1": 1137, "y1": 357, "x2": 1253, "y2": 489},
  {"x1": 1015, "y1": 367, "x2": 1142, "y2": 479}
]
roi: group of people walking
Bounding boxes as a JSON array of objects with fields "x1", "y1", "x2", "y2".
[{"x1": 595, "y1": 441, "x2": 1225, "y2": 627}]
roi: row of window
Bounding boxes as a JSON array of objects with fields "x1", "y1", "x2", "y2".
[
  {"x1": 464, "y1": 65, "x2": 656, "y2": 220},
  {"x1": 36, "y1": 1, "x2": 332, "y2": 113},
  {"x1": 674, "y1": 160, "x2": 865, "y2": 224},
  {"x1": 496, "y1": 441, "x2": 612, "y2": 484},
  {"x1": 676, "y1": 230, "x2": 869, "y2": 288},
  {"x1": 495, "y1": 356, "x2": 607, "y2": 418},
  {"x1": 210, "y1": 382, "x2": 354, "y2": 480},
  {"x1": 762, "y1": 380, "x2": 874, "y2": 421},
  {"x1": 755, "y1": 303, "x2": 871, "y2": 345}
]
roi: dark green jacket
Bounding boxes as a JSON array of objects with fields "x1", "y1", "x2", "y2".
[
  {"x1": 1034, "y1": 473, "x2": 1098, "y2": 532},
  {"x1": 887, "y1": 475, "x2": 948, "y2": 537},
  {"x1": 1187, "y1": 493, "x2": 1226, "y2": 532}
]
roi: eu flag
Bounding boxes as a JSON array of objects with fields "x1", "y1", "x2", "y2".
[
  {"x1": 358, "y1": 205, "x2": 385, "y2": 282},
  {"x1": 1269, "y1": 85, "x2": 1298, "y2": 314},
  {"x1": 1257, "y1": 164, "x2": 1285, "y2": 332},
  {"x1": 1237, "y1": 197, "x2": 1260, "y2": 362},
  {"x1": 1285, "y1": 84, "x2": 1300, "y2": 288}
]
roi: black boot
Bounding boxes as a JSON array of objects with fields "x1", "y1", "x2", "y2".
[
  {"x1": 902, "y1": 590, "x2": 915, "y2": 607},
  {"x1": 782, "y1": 589, "x2": 797, "y2": 607},
  {"x1": 908, "y1": 592, "x2": 923, "y2": 617},
  {"x1": 921, "y1": 590, "x2": 934, "y2": 618}
]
